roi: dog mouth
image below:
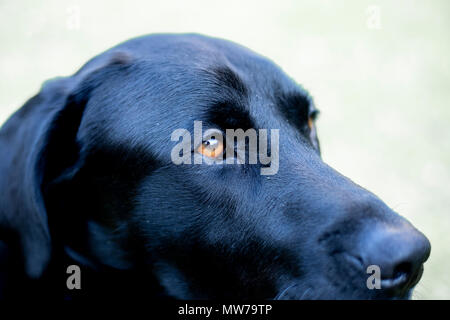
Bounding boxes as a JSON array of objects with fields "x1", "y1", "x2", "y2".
[
  {"x1": 380, "y1": 264, "x2": 424, "y2": 298},
  {"x1": 274, "y1": 284, "x2": 414, "y2": 300},
  {"x1": 273, "y1": 267, "x2": 424, "y2": 300}
]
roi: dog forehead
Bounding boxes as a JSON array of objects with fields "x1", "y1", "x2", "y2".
[
  {"x1": 112, "y1": 33, "x2": 259, "y2": 63},
  {"x1": 78, "y1": 34, "x2": 310, "y2": 152},
  {"x1": 110, "y1": 33, "x2": 291, "y2": 85}
]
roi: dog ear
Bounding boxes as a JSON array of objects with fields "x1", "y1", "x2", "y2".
[{"x1": 0, "y1": 50, "x2": 133, "y2": 279}]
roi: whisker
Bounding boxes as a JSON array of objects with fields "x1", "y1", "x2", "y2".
[{"x1": 274, "y1": 283, "x2": 296, "y2": 300}]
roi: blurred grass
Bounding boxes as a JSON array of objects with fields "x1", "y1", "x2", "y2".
[{"x1": 0, "y1": 0, "x2": 449, "y2": 299}]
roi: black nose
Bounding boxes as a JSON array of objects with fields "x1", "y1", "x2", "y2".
[{"x1": 360, "y1": 223, "x2": 431, "y2": 293}]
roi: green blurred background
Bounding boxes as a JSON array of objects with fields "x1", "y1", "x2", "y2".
[{"x1": 0, "y1": 0, "x2": 449, "y2": 299}]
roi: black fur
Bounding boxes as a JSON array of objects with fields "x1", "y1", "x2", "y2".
[{"x1": 0, "y1": 33, "x2": 430, "y2": 300}]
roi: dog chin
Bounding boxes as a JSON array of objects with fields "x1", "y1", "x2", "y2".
[{"x1": 275, "y1": 283, "x2": 415, "y2": 300}]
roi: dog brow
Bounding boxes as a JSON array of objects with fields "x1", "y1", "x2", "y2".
[
  {"x1": 203, "y1": 66, "x2": 254, "y2": 130},
  {"x1": 276, "y1": 91, "x2": 317, "y2": 130},
  {"x1": 211, "y1": 66, "x2": 248, "y2": 97},
  {"x1": 206, "y1": 101, "x2": 255, "y2": 131}
]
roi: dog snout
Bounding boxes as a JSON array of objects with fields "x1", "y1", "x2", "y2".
[
  {"x1": 358, "y1": 223, "x2": 431, "y2": 293},
  {"x1": 316, "y1": 190, "x2": 431, "y2": 298}
]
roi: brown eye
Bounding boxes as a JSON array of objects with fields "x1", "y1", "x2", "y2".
[
  {"x1": 197, "y1": 138, "x2": 224, "y2": 158},
  {"x1": 307, "y1": 117, "x2": 314, "y2": 130},
  {"x1": 308, "y1": 110, "x2": 319, "y2": 130}
]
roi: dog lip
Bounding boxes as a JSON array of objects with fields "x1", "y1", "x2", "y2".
[
  {"x1": 380, "y1": 273, "x2": 408, "y2": 289},
  {"x1": 381, "y1": 265, "x2": 424, "y2": 291},
  {"x1": 408, "y1": 265, "x2": 425, "y2": 287}
]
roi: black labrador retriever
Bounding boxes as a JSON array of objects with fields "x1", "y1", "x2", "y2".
[{"x1": 0, "y1": 33, "x2": 430, "y2": 299}]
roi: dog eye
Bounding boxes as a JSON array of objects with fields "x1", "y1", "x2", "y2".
[
  {"x1": 308, "y1": 110, "x2": 320, "y2": 130},
  {"x1": 307, "y1": 117, "x2": 314, "y2": 130},
  {"x1": 197, "y1": 137, "x2": 224, "y2": 158}
]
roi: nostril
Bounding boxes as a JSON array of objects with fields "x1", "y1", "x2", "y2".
[
  {"x1": 356, "y1": 224, "x2": 431, "y2": 293},
  {"x1": 344, "y1": 254, "x2": 364, "y2": 270}
]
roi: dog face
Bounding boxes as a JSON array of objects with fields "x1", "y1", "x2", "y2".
[{"x1": 1, "y1": 34, "x2": 430, "y2": 299}]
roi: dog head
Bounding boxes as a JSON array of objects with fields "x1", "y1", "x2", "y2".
[{"x1": 2, "y1": 34, "x2": 430, "y2": 299}]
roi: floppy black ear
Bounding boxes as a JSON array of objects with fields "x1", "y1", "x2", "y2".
[{"x1": 0, "y1": 50, "x2": 133, "y2": 279}]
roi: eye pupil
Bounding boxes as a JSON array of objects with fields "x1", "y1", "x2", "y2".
[
  {"x1": 198, "y1": 137, "x2": 224, "y2": 158},
  {"x1": 204, "y1": 139, "x2": 218, "y2": 149}
]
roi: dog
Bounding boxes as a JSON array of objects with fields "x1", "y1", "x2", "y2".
[{"x1": 0, "y1": 33, "x2": 430, "y2": 299}]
